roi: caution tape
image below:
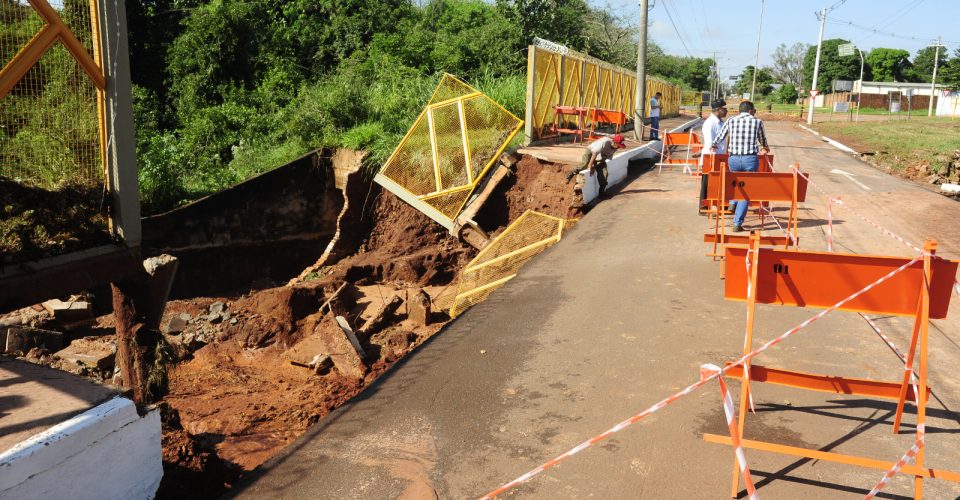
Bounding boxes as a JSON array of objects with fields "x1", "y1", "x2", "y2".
[
  {"x1": 794, "y1": 169, "x2": 960, "y2": 296},
  {"x1": 858, "y1": 313, "x2": 920, "y2": 403},
  {"x1": 480, "y1": 254, "x2": 922, "y2": 499},
  {"x1": 701, "y1": 364, "x2": 759, "y2": 500},
  {"x1": 863, "y1": 424, "x2": 925, "y2": 500}
]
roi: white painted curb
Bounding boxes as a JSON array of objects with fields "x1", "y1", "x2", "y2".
[
  {"x1": 0, "y1": 397, "x2": 162, "y2": 500},
  {"x1": 581, "y1": 117, "x2": 703, "y2": 204},
  {"x1": 797, "y1": 123, "x2": 859, "y2": 155}
]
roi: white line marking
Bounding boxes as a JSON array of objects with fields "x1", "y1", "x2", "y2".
[{"x1": 830, "y1": 168, "x2": 872, "y2": 191}]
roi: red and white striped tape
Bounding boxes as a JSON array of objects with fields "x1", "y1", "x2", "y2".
[
  {"x1": 758, "y1": 205, "x2": 797, "y2": 248},
  {"x1": 858, "y1": 313, "x2": 920, "y2": 405},
  {"x1": 480, "y1": 254, "x2": 922, "y2": 499},
  {"x1": 701, "y1": 364, "x2": 759, "y2": 500},
  {"x1": 863, "y1": 424, "x2": 926, "y2": 499},
  {"x1": 794, "y1": 169, "x2": 960, "y2": 296}
]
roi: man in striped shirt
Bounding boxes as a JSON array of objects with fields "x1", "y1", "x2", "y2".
[{"x1": 711, "y1": 100, "x2": 770, "y2": 231}]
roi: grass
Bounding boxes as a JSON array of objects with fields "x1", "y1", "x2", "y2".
[{"x1": 812, "y1": 117, "x2": 960, "y2": 175}]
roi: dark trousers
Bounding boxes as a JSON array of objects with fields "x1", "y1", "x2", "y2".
[
  {"x1": 650, "y1": 116, "x2": 660, "y2": 140},
  {"x1": 699, "y1": 173, "x2": 709, "y2": 212}
]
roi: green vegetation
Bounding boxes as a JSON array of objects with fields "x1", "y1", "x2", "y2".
[
  {"x1": 127, "y1": 0, "x2": 712, "y2": 214},
  {"x1": 813, "y1": 118, "x2": 960, "y2": 175}
]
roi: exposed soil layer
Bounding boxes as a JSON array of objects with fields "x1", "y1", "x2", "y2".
[
  {"x1": 2, "y1": 154, "x2": 584, "y2": 499},
  {"x1": 474, "y1": 156, "x2": 583, "y2": 231},
  {"x1": 0, "y1": 177, "x2": 113, "y2": 265}
]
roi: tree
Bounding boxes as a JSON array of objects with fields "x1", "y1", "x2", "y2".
[
  {"x1": 583, "y1": 7, "x2": 636, "y2": 68},
  {"x1": 908, "y1": 46, "x2": 950, "y2": 83},
  {"x1": 495, "y1": 0, "x2": 591, "y2": 51},
  {"x1": 938, "y1": 48, "x2": 960, "y2": 91},
  {"x1": 734, "y1": 66, "x2": 776, "y2": 96},
  {"x1": 802, "y1": 38, "x2": 861, "y2": 93},
  {"x1": 771, "y1": 84, "x2": 799, "y2": 104},
  {"x1": 866, "y1": 48, "x2": 912, "y2": 82},
  {"x1": 770, "y1": 42, "x2": 809, "y2": 87}
]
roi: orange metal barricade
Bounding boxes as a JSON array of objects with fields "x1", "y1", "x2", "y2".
[
  {"x1": 705, "y1": 235, "x2": 960, "y2": 499},
  {"x1": 657, "y1": 131, "x2": 703, "y2": 174},
  {"x1": 705, "y1": 164, "x2": 807, "y2": 266}
]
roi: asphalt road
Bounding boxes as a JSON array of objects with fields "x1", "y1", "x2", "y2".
[{"x1": 230, "y1": 119, "x2": 960, "y2": 499}]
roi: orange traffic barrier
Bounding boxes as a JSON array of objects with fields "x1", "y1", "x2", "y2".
[
  {"x1": 705, "y1": 164, "x2": 807, "y2": 268},
  {"x1": 656, "y1": 130, "x2": 702, "y2": 174},
  {"x1": 700, "y1": 153, "x2": 775, "y2": 213},
  {"x1": 706, "y1": 235, "x2": 960, "y2": 499}
]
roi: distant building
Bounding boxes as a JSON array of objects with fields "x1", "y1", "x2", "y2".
[{"x1": 853, "y1": 81, "x2": 948, "y2": 111}]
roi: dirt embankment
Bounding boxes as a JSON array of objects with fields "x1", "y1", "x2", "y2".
[{"x1": 151, "y1": 153, "x2": 583, "y2": 497}]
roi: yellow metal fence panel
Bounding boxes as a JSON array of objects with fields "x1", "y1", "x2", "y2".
[
  {"x1": 376, "y1": 74, "x2": 523, "y2": 226},
  {"x1": 450, "y1": 210, "x2": 574, "y2": 317},
  {"x1": 1, "y1": 0, "x2": 105, "y2": 188},
  {"x1": 525, "y1": 38, "x2": 681, "y2": 143}
]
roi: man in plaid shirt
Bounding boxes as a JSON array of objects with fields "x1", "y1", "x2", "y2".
[{"x1": 711, "y1": 100, "x2": 770, "y2": 231}]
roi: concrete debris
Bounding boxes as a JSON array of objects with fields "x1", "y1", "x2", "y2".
[
  {"x1": 55, "y1": 336, "x2": 116, "y2": 372},
  {"x1": 318, "y1": 316, "x2": 367, "y2": 380},
  {"x1": 409, "y1": 289, "x2": 432, "y2": 326},
  {"x1": 358, "y1": 294, "x2": 403, "y2": 336},
  {"x1": 165, "y1": 316, "x2": 188, "y2": 334},
  {"x1": 209, "y1": 301, "x2": 226, "y2": 315},
  {"x1": 40, "y1": 299, "x2": 93, "y2": 322},
  {"x1": 282, "y1": 335, "x2": 334, "y2": 373},
  {"x1": 179, "y1": 313, "x2": 192, "y2": 322},
  {"x1": 335, "y1": 316, "x2": 366, "y2": 360},
  {"x1": 5, "y1": 326, "x2": 64, "y2": 354}
]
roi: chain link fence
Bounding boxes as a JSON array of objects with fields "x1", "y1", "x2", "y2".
[
  {"x1": 1, "y1": 0, "x2": 106, "y2": 189},
  {"x1": 525, "y1": 38, "x2": 681, "y2": 143}
]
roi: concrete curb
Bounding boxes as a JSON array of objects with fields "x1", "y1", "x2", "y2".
[
  {"x1": 0, "y1": 397, "x2": 162, "y2": 499},
  {"x1": 797, "y1": 123, "x2": 859, "y2": 155}
]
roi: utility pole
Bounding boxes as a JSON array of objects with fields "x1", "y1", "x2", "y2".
[
  {"x1": 713, "y1": 51, "x2": 719, "y2": 99},
  {"x1": 750, "y1": 0, "x2": 765, "y2": 100},
  {"x1": 634, "y1": 0, "x2": 649, "y2": 140},
  {"x1": 807, "y1": 7, "x2": 827, "y2": 125},
  {"x1": 929, "y1": 36, "x2": 945, "y2": 117}
]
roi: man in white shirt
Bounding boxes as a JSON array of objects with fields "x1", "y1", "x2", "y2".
[
  {"x1": 649, "y1": 92, "x2": 662, "y2": 140},
  {"x1": 699, "y1": 99, "x2": 727, "y2": 213}
]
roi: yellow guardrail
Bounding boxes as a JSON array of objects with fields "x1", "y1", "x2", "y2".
[
  {"x1": 524, "y1": 38, "x2": 681, "y2": 143},
  {"x1": 1, "y1": 0, "x2": 106, "y2": 188},
  {"x1": 375, "y1": 74, "x2": 523, "y2": 229}
]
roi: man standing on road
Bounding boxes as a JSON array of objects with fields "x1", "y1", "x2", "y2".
[
  {"x1": 649, "y1": 92, "x2": 662, "y2": 141},
  {"x1": 711, "y1": 100, "x2": 770, "y2": 232},
  {"x1": 699, "y1": 99, "x2": 727, "y2": 213},
  {"x1": 566, "y1": 134, "x2": 626, "y2": 199}
]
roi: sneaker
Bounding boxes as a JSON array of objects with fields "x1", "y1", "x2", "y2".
[{"x1": 734, "y1": 224, "x2": 744, "y2": 232}]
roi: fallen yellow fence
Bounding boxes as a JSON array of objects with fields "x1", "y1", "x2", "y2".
[
  {"x1": 375, "y1": 74, "x2": 523, "y2": 230},
  {"x1": 450, "y1": 210, "x2": 574, "y2": 318}
]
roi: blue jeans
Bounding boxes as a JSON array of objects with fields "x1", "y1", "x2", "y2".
[
  {"x1": 650, "y1": 116, "x2": 660, "y2": 140},
  {"x1": 728, "y1": 154, "x2": 759, "y2": 226}
]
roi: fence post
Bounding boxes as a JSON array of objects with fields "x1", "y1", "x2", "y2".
[
  {"x1": 523, "y1": 45, "x2": 536, "y2": 145},
  {"x1": 97, "y1": 0, "x2": 141, "y2": 246}
]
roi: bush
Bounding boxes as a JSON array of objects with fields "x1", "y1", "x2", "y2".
[{"x1": 772, "y1": 84, "x2": 799, "y2": 104}]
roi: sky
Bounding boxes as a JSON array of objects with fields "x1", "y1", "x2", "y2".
[{"x1": 596, "y1": 0, "x2": 960, "y2": 81}]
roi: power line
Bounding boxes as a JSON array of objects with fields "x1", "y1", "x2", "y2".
[
  {"x1": 659, "y1": 0, "x2": 694, "y2": 57},
  {"x1": 853, "y1": 0, "x2": 925, "y2": 45},
  {"x1": 827, "y1": 16, "x2": 960, "y2": 47}
]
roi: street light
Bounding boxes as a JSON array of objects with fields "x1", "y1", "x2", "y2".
[{"x1": 838, "y1": 43, "x2": 863, "y2": 122}]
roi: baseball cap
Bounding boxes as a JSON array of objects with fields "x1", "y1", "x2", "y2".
[
  {"x1": 711, "y1": 99, "x2": 727, "y2": 110},
  {"x1": 612, "y1": 134, "x2": 626, "y2": 148}
]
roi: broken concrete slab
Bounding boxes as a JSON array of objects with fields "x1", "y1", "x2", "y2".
[
  {"x1": 5, "y1": 326, "x2": 64, "y2": 354},
  {"x1": 358, "y1": 294, "x2": 403, "y2": 337},
  {"x1": 209, "y1": 301, "x2": 226, "y2": 316},
  {"x1": 40, "y1": 299, "x2": 93, "y2": 322},
  {"x1": 281, "y1": 335, "x2": 334, "y2": 372},
  {"x1": 55, "y1": 337, "x2": 117, "y2": 372},
  {"x1": 335, "y1": 316, "x2": 366, "y2": 360},
  {"x1": 314, "y1": 316, "x2": 367, "y2": 380},
  {"x1": 409, "y1": 289, "x2": 432, "y2": 326},
  {"x1": 165, "y1": 316, "x2": 188, "y2": 334}
]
